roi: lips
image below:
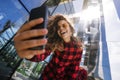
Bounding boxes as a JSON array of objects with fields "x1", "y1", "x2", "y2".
[{"x1": 61, "y1": 31, "x2": 67, "y2": 36}]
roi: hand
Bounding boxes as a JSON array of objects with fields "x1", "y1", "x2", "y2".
[{"x1": 14, "y1": 18, "x2": 48, "y2": 59}]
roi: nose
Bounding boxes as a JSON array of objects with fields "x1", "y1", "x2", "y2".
[{"x1": 59, "y1": 26, "x2": 64, "y2": 30}]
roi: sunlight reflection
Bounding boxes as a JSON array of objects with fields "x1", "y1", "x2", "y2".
[{"x1": 80, "y1": 5, "x2": 100, "y2": 21}]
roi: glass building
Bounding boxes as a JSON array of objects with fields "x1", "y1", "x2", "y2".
[
  {"x1": 0, "y1": 0, "x2": 76, "y2": 80},
  {"x1": 1, "y1": 0, "x2": 120, "y2": 80}
]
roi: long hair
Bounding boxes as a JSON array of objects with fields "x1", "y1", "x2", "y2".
[{"x1": 46, "y1": 14, "x2": 82, "y2": 51}]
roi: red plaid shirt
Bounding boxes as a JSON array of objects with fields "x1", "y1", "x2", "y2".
[{"x1": 30, "y1": 41, "x2": 83, "y2": 80}]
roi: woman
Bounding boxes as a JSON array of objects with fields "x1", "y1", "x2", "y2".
[{"x1": 14, "y1": 14, "x2": 87, "y2": 80}]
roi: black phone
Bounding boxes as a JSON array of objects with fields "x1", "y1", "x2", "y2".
[{"x1": 29, "y1": 5, "x2": 48, "y2": 50}]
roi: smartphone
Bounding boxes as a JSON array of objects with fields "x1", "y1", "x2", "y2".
[{"x1": 29, "y1": 5, "x2": 48, "y2": 50}]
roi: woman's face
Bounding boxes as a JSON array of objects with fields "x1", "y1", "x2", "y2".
[{"x1": 57, "y1": 20, "x2": 72, "y2": 42}]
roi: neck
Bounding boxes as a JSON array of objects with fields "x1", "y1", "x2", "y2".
[{"x1": 64, "y1": 38, "x2": 71, "y2": 43}]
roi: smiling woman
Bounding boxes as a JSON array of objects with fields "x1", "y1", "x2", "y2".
[
  {"x1": 13, "y1": 14, "x2": 87, "y2": 80},
  {"x1": 0, "y1": 0, "x2": 88, "y2": 79},
  {"x1": 32, "y1": 14, "x2": 87, "y2": 80}
]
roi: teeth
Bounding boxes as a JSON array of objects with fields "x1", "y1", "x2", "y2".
[{"x1": 61, "y1": 32, "x2": 66, "y2": 34}]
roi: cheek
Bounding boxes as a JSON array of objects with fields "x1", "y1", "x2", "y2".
[
  {"x1": 57, "y1": 30, "x2": 61, "y2": 37},
  {"x1": 68, "y1": 32, "x2": 72, "y2": 37},
  {"x1": 68, "y1": 28, "x2": 72, "y2": 35}
]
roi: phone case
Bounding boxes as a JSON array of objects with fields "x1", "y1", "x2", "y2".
[{"x1": 29, "y1": 5, "x2": 48, "y2": 50}]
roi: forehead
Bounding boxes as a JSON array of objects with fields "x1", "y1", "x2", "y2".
[{"x1": 58, "y1": 20, "x2": 67, "y2": 25}]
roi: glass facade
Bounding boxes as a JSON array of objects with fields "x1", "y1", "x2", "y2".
[
  {"x1": 113, "y1": 0, "x2": 120, "y2": 19},
  {"x1": 0, "y1": 0, "x2": 101, "y2": 79},
  {"x1": 0, "y1": 0, "x2": 76, "y2": 79},
  {"x1": 0, "y1": 0, "x2": 118, "y2": 80}
]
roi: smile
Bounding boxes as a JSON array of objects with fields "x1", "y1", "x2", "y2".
[{"x1": 61, "y1": 31, "x2": 67, "y2": 35}]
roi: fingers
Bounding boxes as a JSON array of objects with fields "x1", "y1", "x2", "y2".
[
  {"x1": 18, "y1": 49, "x2": 45, "y2": 59},
  {"x1": 14, "y1": 38, "x2": 47, "y2": 59},
  {"x1": 18, "y1": 18, "x2": 44, "y2": 33},
  {"x1": 14, "y1": 39, "x2": 47, "y2": 51},
  {"x1": 13, "y1": 18, "x2": 48, "y2": 59},
  {"x1": 14, "y1": 29, "x2": 48, "y2": 41}
]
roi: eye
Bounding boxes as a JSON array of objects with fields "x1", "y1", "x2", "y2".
[{"x1": 62, "y1": 24, "x2": 66, "y2": 28}]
